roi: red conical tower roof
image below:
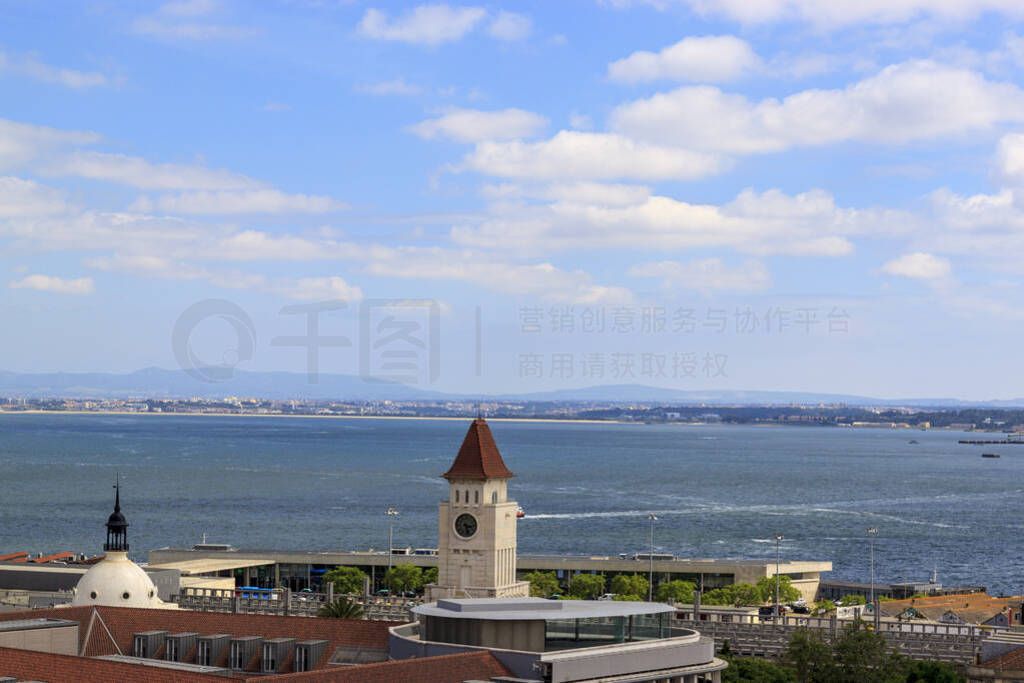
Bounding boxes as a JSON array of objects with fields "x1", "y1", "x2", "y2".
[{"x1": 443, "y1": 418, "x2": 515, "y2": 480}]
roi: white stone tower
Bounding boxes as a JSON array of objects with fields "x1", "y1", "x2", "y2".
[{"x1": 424, "y1": 418, "x2": 529, "y2": 601}]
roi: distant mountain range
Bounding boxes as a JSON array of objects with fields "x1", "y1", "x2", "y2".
[{"x1": 2, "y1": 368, "x2": 1023, "y2": 407}]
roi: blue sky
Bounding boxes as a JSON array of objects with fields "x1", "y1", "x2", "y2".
[{"x1": 4, "y1": 0, "x2": 1024, "y2": 399}]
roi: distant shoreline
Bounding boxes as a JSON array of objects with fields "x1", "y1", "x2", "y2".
[{"x1": 0, "y1": 409, "x2": 624, "y2": 425}]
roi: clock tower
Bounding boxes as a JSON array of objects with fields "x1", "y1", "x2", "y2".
[{"x1": 424, "y1": 418, "x2": 530, "y2": 601}]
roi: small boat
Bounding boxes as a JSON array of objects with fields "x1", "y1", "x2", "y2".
[
  {"x1": 516, "y1": 507, "x2": 525, "y2": 518},
  {"x1": 982, "y1": 453, "x2": 1000, "y2": 458},
  {"x1": 908, "y1": 440, "x2": 919, "y2": 444}
]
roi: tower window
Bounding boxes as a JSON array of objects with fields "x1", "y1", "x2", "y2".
[
  {"x1": 90, "y1": 591, "x2": 97, "y2": 600},
  {"x1": 122, "y1": 591, "x2": 131, "y2": 600},
  {"x1": 474, "y1": 490, "x2": 479, "y2": 504},
  {"x1": 455, "y1": 490, "x2": 459, "y2": 503},
  {"x1": 492, "y1": 491, "x2": 497, "y2": 504}
]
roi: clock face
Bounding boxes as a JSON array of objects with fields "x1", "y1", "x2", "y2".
[{"x1": 454, "y1": 513, "x2": 478, "y2": 539}]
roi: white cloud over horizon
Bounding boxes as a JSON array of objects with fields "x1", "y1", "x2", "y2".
[
  {"x1": 608, "y1": 35, "x2": 761, "y2": 83},
  {"x1": 9, "y1": 274, "x2": 95, "y2": 295},
  {"x1": 610, "y1": 60, "x2": 1024, "y2": 153},
  {"x1": 357, "y1": 5, "x2": 488, "y2": 46},
  {"x1": 408, "y1": 108, "x2": 548, "y2": 143}
]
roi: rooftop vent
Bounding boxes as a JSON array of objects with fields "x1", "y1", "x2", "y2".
[
  {"x1": 228, "y1": 636, "x2": 263, "y2": 671},
  {"x1": 261, "y1": 637, "x2": 296, "y2": 674},
  {"x1": 164, "y1": 632, "x2": 199, "y2": 662},
  {"x1": 294, "y1": 639, "x2": 328, "y2": 672},
  {"x1": 132, "y1": 630, "x2": 168, "y2": 659},
  {"x1": 196, "y1": 633, "x2": 231, "y2": 667}
]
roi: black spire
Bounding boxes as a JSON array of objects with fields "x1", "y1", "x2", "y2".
[{"x1": 104, "y1": 474, "x2": 129, "y2": 552}]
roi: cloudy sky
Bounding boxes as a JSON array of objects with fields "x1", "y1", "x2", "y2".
[{"x1": 3, "y1": 0, "x2": 1024, "y2": 399}]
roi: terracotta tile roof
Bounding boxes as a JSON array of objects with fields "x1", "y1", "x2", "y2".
[
  {"x1": 0, "y1": 605, "x2": 397, "y2": 673},
  {"x1": 443, "y1": 418, "x2": 514, "y2": 481},
  {"x1": 0, "y1": 551, "x2": 28, "y2": 562},
  {"x1": 879, "y1": 592, "x2": 1024, "y2": 624},
  {"x1": 982, "y1": 645, "x2": 1024, "y2": 669},
  {"x1": 260, "y1": 651, "x2": 512, "y2": 682},
  {"x1": 0, "y1": 646, "x2": 220, "y2": 682}
]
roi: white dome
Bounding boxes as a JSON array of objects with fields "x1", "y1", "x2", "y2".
[{"x1": 72, "y1": 551, "x2": 164, "y2": 608}]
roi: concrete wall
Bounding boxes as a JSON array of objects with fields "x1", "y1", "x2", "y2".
[
  {"x1": 544, "y1": 636, "x2": 718, "y2": 683},
  {"x1": 0, "y1": 625, "x2": 78, "y2": 655},
  {"x1": 422, "y1": 615, "x2": 544, "y2": 652}
]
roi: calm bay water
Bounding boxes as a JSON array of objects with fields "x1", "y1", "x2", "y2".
[{"x1": 0, "y1": 414, "x2": 1020, "y2": 595}]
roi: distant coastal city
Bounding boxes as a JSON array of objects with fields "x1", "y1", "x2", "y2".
[{"x1": 6, "y1": 395, "x2": 1024, "y2": 433}]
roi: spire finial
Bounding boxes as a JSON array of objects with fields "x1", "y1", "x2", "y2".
[
  {"x1": 114, "y1": 473, "x2": 121, "y2": 512},
  {"x1": 477, "y1": 402, "x2": 482, "y2": 419}
]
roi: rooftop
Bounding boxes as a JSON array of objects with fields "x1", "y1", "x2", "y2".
[
  {"x1": 414, "y1": 597, "x2": 676, "y2": 621},
  {"x1": 442, "y1": 418, "x2": 514, "y2": 481}
]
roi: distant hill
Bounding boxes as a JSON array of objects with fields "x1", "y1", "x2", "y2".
[
  {"x1": 0, "y1": 367, "x2": 444, "y2": 401},
  {"x1": 2, "y1": 369, "x2": 1023, "y2": 407}
]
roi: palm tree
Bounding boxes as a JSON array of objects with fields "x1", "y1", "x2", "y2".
[{"x1": 318, "y1": 596, "x2": 365, "y2": 619}]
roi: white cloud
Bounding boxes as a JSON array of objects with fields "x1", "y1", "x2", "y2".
[
  {"x1": 357, "y1": 78, "x2": 424, "y2": 96},
  {"x1": 364, "y1": 249, "x2": 632, "y2": 304},
  {"x1": 608, "y1": 35, "x2": 760, "y2": 83},
  {"x1": 452, "y1": 187, "x2": 903, "y2": 255},
  {"x1": 881, "y1": 252, "x2": 952, "y2": 279},
  {"x1": 996, "y1": 133, "x2": 1024, "y2": 185},
  {"x1": 569, "y1": 112, "x2": 593, "y2": 130},
  {"x1": 481, "y1": 181, "x2": 652, "y2": 207},
  {"x1": 0, "y1": 52, "x2": 110, "y2": 89},
  {"x1": 0, "y1": 177, "x2": 72, "y2": 217},
  {"x1": 629, "y1": 257, "x2": 771, "y2": 292},
  {"x1": 131, "y1": 2, "x2": 258, "y2": 41},
  {"x1": 267, "y1": 276, "x2": 363, "y2": 301},
  {"x1": 131, "y1": 189, "x2": 348, "y2": 214},
  {"x1": 610, "y1": 60, "x2": 1024, "y2": 154},
  {"x1": 608, "y1": 0, "x2": 1024, "y2": 28},
  {"x1": 408, "y1": 108, "x2": 547, "y2": 143},
  {"x1": 0, "y1": 118, "x2": 100, "y2": 171},
  {"x1": 487, "y1": 11, "x2": 531, "y2": 41},
  {"x1": 460, "y1": 131, "x2": 727, "y2": 181},
  {"x1": 357, "y1": 5, "x2": 487, "y2": 46},
  {"x1": 10, "y1": 274, "x2": 94, "y2": 295},
  {"x1": 41, "y1": 151, "x2": 262, "y2": 190},
  {"x1": 159, "y1": 0, "x2": 219, "y2": 17}
]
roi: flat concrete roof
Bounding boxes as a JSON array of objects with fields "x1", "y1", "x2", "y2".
[
  {"x1": 147, "y1": 558, "x2": 274, "y2": 575},
  {"x1": 0, "y1": 618, "x2": 78, "y2": 632},
  {"x1": 149, "y1": 548, "x2": 831, "y2": 575},
  {"x1": 413, "y1": 598, "x2": 676, "y2": 621}
]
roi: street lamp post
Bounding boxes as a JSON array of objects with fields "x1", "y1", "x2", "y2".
[
  {"x1": 773, "y1": 533, "x2": 783, "y2": 620},
  {"x1": 867, "y1": 527, "x2": 878, "y2": 608},
  {"x1": 647, "y1": 513, "x2": 657, "y2": 601},
  {"x1": 385, "y1": 508, "x2": 399, "y2": 577}
]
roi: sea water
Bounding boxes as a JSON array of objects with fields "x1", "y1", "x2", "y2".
[{"x1": 0, "y1": 414, "x2": 1019, "y2": 595}]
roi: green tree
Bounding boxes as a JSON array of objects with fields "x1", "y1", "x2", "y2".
[
  {"x1": 721, "y1": 656, "x2": 797, "y2": 683},
  {"x1": 831, "y1": 621, "x2": 906, "y2": 683},
  {"x1": 568, "y1": 573, "x2": 605, "y2": 599},
  {"x1": 757, "y1": 575, "x2": 802, "y2": 604},
  {"x1": 703, "y1": 583, "x2": 762, "y2": 606},
  {"x1": 609, "y1": 574, "x2": 649, "y2": 600},
  {"x1": 905, "y1": 660, "x2": 965, "y2": 683},
  {"x1": 839, "y1": 595, "x2": 866, "y2": 606},
  {"x1": 323, "y1": 565, "x2": 366, "y2": 595},
  {"x1": 384, "y1": 564, "x2": 423, "y2": 594},
  {"x1": 318, "y1": 596, "x2": 365, "y2": 619},
  {"x1": 422, "y1": 567, "x2": 438, "y2": 586},
  {"x1": 657, "y1": 579, "x2": 697, "y2": 603},
  {"x1": 783, "y1": 629, "x2": 835, "y2": 683},
  {"x1": 813, "y1": 599, "x2": 837, "y2": 615},
  {"x1": 523, "y1": 571, "x2": 560, "y2": 598},
  {"x1": 612, "y1": 594, "x2": 642, "y2": 601}
]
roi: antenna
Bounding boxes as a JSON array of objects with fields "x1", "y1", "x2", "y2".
[{"x1": 477, "y1": 402, "x2": 482, "y2": 419}]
